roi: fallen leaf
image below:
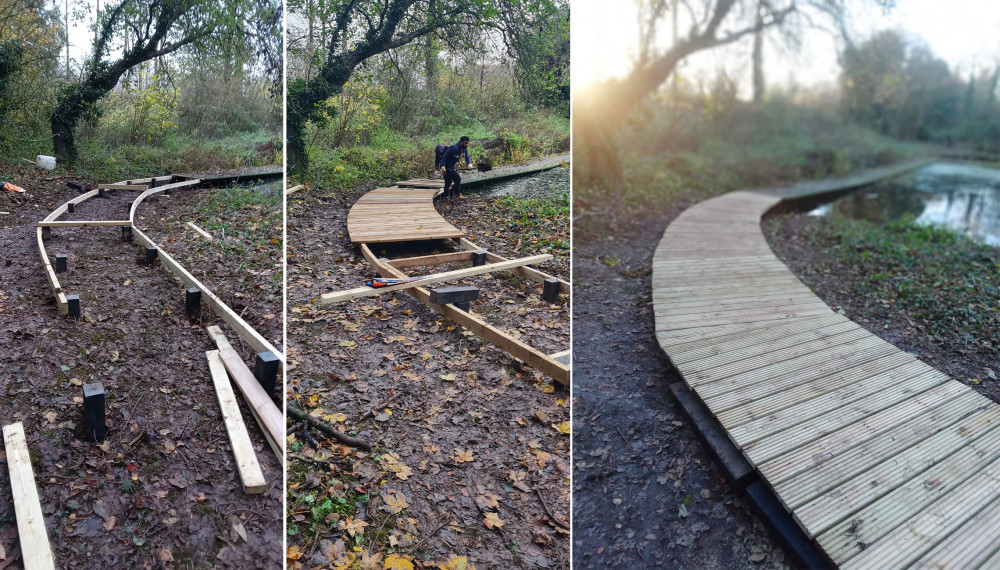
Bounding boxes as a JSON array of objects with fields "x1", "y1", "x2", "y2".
[
  {"x1": 339, "y1": 516, "x2": 368, "y2": 537},
  {"x1": 483, "y1": 512, "x2": 505, "y2": 529},
  {"x1": 384, "y1": 553, "x2": 414, "y2": 570},
  {"x1": 453, "y1": 449, "x2": 473, "y2": 463},
  {"x1": 475, "y1": 493, "x2": 499, "y2": 509}
]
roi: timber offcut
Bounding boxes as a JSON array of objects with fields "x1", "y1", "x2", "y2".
[{"x1": 653, "y1": 162, "x2": 1000, "y2": 568}]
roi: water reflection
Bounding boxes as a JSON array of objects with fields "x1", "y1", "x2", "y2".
[
  {"x1": 473, "y1": 166, "x2": 569, "y2": 200},
  {"x1": 809, "y1": 163, "x2": 1000, "y2": 246}
]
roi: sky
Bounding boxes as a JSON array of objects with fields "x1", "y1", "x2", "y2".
[{"x1": 572, "y1": 0, "x2": 1000, "y2": 96}]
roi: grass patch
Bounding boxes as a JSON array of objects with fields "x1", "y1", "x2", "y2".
[
  {"x1": 793, "y1": 214, "x2": 999, "y2": 350},
  {"x1": 484, "y1": 193, "x2": 570, "y2": 256}
]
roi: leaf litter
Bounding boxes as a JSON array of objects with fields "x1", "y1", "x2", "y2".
[{"x1": 285, "y1": 183, "x2": 569, "y2": 569}]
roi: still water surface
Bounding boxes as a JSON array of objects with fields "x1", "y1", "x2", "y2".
[{"x1": 809, "y1": 162, "x2": 1000, "y2": 246}]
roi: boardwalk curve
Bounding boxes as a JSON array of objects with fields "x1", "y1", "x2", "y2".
[
  {"x1": 347, "y1": 182, "x2": 464, "y2": 243},
  {"x1": 653, "y1": 163, "x2": 1000, "y2": 568}
]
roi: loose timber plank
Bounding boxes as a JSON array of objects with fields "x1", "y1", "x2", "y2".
[
  {"x1": 98, "y1": 183, "x2": 147, "y2": 190},
  {"x1": 361, "y1": 244, "x2": 569, "y2": 385},
  {"x1": 186, "y1": 221, "x2": 213, "y2": 241},
  {"x1": 318, "y1": 254, "x2": 552, "y2": 304},
  {"x1": 206, "y1": 327, "x2": 284, "y2": 463},
  {"x1": 457, "y1": 238, "x2": 571, "y2": 294},
  {"x1": 3, "y1": 423, "x2": 55, "y2": 570},
  {"x1": 206, "y1": 350, "x2": 266, "y2": 494}
]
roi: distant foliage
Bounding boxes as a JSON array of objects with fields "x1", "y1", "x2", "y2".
[{"x1": 841, "y1": 30, "x2": 998, "y2": 152}]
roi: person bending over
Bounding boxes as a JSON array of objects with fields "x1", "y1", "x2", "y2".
[{"x1": 437, "y1": 136, "x2": 471, "y2": 199}]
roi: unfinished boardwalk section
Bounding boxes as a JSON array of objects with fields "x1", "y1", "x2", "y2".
[
  {"x1": 347, "y1": 181, "x2": 464, "y2": 243},
  {"x1": 336, "y1": 177, "x2": 570, "y2": 385},
  {"x1": 653, "y1": 166, "x2": 1000, "y2": 568}
]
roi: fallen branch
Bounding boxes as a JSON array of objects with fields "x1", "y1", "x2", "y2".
[
  {"x1": 535, "y1": 488, "x2": 570, "y2": 530},
  {"x1": 287, "y1": 405, "x2": 372, "y2": 451}
]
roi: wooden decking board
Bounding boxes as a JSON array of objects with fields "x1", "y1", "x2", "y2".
[
  {"x1": 657, "y1": 306, "x2": 833, "y2": 333},
  {"x1": 689, "y1": 335, "x2": 890, "y2": 395},
  {"x1": 757, "y1": 382, "x2": 973, "y2": 484},
  {"x1": 347, "y1": 186, "x2": 463, "y2": 243},
  {"x1": 832, "y1": 449, "x2": 1000, "y2": 568},
  {"x1": 910, "y1": 491, "x2": 1000, "y2": 569},
  {"x1": 665, "y1": 315, "x2": 842, "y2": 357},
  {"x1": 655, "y1": 299, "x2": 830, "y2": 322},
  {"x1": 731, "y1": 368, "x2": 947, "y2": 449},
  {"x1": 677, "y1": 319, "x2": 859, "y2": 370},
  {"x1": 715, "y1": 352, "x2": 916, "y2": 425},
  {"x1": 656, "y1": 292, "x2": 824, "y2": 313},
  {"x1": 774, "y1": 395, "x2": 990, "y2": 507},
  {"x1": 682, "y1": 326, "x2": 871, "y2": 381},
  {"x1": 794, "y1": 404, "x2": 1000, "y2": 536}
]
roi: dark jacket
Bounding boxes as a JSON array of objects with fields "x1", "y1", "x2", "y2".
[{"x1": 439, "y1": 142, "x2": 471, "y2": 171}]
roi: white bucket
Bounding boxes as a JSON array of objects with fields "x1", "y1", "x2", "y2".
[{"x1": 36, "y1": 155, "x2": 56, "y2": 170}]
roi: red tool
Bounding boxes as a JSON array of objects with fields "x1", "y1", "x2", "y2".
[{"x1": 2, "y1": 181, "x2": 25, "y2": 193}]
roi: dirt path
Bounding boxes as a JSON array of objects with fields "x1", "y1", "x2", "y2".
[
  {"x1": 285, "y1": 182, "x2": 569, "y2": 569},
  {"x1": 0, "y1": 165, "x2": 282, "y2": 568},
  {"x1": 572, "y1": 201, "x2": 787, "y2": 570}
]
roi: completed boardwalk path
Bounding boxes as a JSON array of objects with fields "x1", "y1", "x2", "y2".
[{"x1": 653, "y1": 162, "x2": 1000, "y2": 569}]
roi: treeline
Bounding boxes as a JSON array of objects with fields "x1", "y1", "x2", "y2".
[
  {"x1": 841, "y1": 30, "x2": 999, "y2": 153},
  {"x1": 0, "y1": 0, "x2": 281, "y2": 174},
  {"x1": 286, "y1": 0, "x2": 569, "y2": 185}
]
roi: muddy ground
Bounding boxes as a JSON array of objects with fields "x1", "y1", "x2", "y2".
[
  {"x1": 572, "y1": 197, "x2": 788, "y2": 570},
  {"x1": 285, "y1": 173, "x2": 570, "y2": 569},
  {"x1": 0, "y1": 164, "x2": 282, "y2": 568}
]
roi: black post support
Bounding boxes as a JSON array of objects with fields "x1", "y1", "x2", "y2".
[
  {"x1": 150, "y1": 179, "x2": 158, "y2": 189},
  {"x1": 429, "y1": 286, "x2": 480, "y2": 305},
  {"x1": 42, "y1": 227, "x2": 51, "y2": 240},
  {"x1": 253, "y1": 352, "x2": 280, "y2": 399},
  {"x1": 98, "y1": 187, "x2": 106, "y2": 198},
  {"x1": 55, "y1": 254, "x2": 67, "y2": 273},
  {"x1": 66, "y1": 294, "x2": 80, "y2": 318},
  {"x1": 185, "y1": 288, "x2": 201, "y2": 315},
  {"x1": 83, "y1": 382, "x2": 108, "y2": 443},
  {"x1": 145, "y1": 248, "x2": 158, "y2": 264},
  {"x1": 472, "y1": 251, "x2": 486, "y2": 267},
  {"x1": 67, "y1": 202, "x2": 75, "y2": 213},
  {"x1": 455, "y1": 302, "x2": 471, "y2": 312},
  {"x1": 542, "y1": 278, "x2": 560, "y2": 302},
  {"x1": 121, "y1": 226, "x2": 132, "y2": 241}
]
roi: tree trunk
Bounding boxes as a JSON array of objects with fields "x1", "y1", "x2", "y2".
[{"x1": 752, "y1": 1, "x2": 765, "y2": 104}]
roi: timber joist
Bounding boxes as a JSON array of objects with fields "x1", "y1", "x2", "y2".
[{"x1": 34, "y1": 171, "x2": 284, "y2": 476}]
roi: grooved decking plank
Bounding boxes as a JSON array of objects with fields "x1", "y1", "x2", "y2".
[
  {"x1": 832, "y1": 450, "x2": 1000, "y2": 568},
  {"x1": 774, "y1": 394, "x2": 990, "y2": 505},
  {"x1": 795, "y1": 404, "x2": 1000, "y2": 536}
]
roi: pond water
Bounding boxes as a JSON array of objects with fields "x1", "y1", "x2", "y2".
[
  {"x1": 809, "y1": 162, "x2": 1000, "y2": 246},
  {"x1": 471, "y1": 165, "x2": 570, "y2": 200}
]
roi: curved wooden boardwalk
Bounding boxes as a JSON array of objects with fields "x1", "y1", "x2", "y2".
[
  {"x1": 347, "y1": 182, "x2": 464, "y2": 243},
  {"x1": 654, "y1": 167, "x2": 1000, "y2": 568}
]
